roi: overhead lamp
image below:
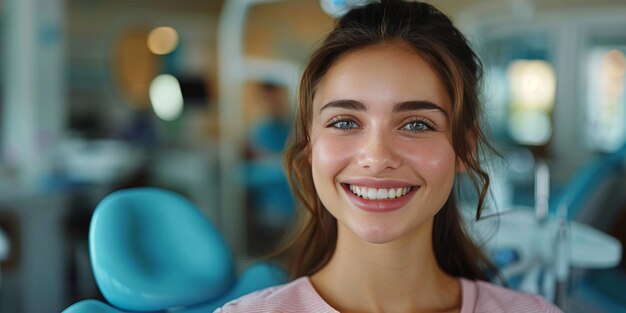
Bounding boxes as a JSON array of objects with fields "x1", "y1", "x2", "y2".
[
  {"x1": 147, "y1": 26, "x2": 179, "y2": 55},
  {"x1": 320, "y1": 0, "x2": 370, "y2": 17},
  {"x1": 149, "y1": 74, "x2": 184, "y2": 121}
]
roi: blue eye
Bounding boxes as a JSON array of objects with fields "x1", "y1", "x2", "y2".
[
  {"x1": 329, "y1": 119, "x2": 359, "y2": 130},
  {"x1": 402, "y1": 120, "x2": 433, "y2": 132}
]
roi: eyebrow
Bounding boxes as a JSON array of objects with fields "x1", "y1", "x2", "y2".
[
  {"x1": 319, "y1": 99, "x2": 448, "y2": 117},
  {"x1": 319, "y1": 99, "x2": 366, "y2": 113},
  {"x1": 392, "y1": 101, "x2": 448, "y2": 117}
]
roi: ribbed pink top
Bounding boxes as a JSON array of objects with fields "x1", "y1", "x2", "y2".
[{"x1": 214, "y1": 277, "x2": 563, "y2": 312}]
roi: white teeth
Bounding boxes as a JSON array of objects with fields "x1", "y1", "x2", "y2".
[{"x1": 348, "y1": 185, "x2": 412, "y2": 200}]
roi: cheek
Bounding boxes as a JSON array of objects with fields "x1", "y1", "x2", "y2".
[
  {"x1": 402, "y1": 139, "x2": 457, "y2": 182},
  {"x1": 310, "y1": 136, "x2": 354, "y2": 185}
]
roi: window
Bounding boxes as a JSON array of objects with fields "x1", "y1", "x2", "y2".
[
  {"x1": 586, "y1": 45, "x2": 626, "y2": 152},
  {"x1": 482, "y1": 32, "x2": 556, "y2": 147}
]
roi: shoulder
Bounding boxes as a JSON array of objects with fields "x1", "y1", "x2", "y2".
[
  {"x1": 214, "y1": 277, "x2": 337, "y2": 313},
  {"x1": 461, "y1": 278, "x2": 563, "y2": 313}
]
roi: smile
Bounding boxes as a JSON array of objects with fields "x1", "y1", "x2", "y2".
[{"x1": 348, "y1": 184, "x2": 414, "y2": 200}]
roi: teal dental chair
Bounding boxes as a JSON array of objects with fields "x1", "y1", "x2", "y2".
[{"x1": 62, "y1": 187, "x2": 287, "y2": 313}]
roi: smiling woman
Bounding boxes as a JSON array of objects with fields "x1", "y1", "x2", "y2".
[
  {"x1": 309, "y1": 42, "x2": 457, "y2": 246},
  {"x1": 215, "y1": 1, "x2": 562, "y2": 312}
]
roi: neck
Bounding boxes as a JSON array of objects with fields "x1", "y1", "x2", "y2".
[{"x1": 311, "y1": 219, "x2": 461, "y2": 313}]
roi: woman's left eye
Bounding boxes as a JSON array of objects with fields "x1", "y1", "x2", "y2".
[{"x1": 401, "y1": 120, "x2": 434, "y2": 132}]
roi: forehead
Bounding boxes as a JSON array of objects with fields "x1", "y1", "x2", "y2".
[{"x1": 313, "y1": 42, "x2": 451, "y2": 113}]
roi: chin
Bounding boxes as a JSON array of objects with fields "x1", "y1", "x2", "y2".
[
  {"x1": 343, "y1": 213, "x2": 435, "y2": 245},
  {"x1": 351, "y1": 223, "x2": 407, "y2": 244}
]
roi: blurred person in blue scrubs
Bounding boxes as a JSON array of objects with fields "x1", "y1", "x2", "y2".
[{"x1": 244, "y1": 82, "x2": 294, "y2": 255}]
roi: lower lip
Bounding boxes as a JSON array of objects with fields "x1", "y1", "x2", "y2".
[{"x1": 341, "y1": 184, "x2": 418, "y2": 213}]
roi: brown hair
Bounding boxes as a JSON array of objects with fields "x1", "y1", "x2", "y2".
[{"x1": 280, "y1": 0, "x2": 498, "y2": 281}]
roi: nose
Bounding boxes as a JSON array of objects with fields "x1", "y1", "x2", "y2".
[{"x1": 356, "y1": 129, "x2": 401, "y2": 172}]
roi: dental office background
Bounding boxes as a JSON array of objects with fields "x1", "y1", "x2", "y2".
[{"x1": 0, "y1": 0, "x2": 625, "y2": 312}]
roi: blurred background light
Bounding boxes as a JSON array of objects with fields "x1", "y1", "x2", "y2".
[
  {"x1": 508, "y1": 60, "x2": 556, "y2": 112},
  {"x1": 147, "y1": 26, "x2": 179, "y2": 55},
  {"x1": 587, "y1": 48, "x2": 626, "y2": 151},
  {"x1": 603, "y1": 49, "x2": 626, "y2": 79},
  {"x1": 510, "y1": 110, "x2": 552, "y2": 145},
  {"x1": 149, "y1": 74, "x2": 184, "y2": 121}
]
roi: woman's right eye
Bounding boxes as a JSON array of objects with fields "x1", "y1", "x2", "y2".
[{"x1": 326, "y1": 117, "x2": 359, "y2": 130}]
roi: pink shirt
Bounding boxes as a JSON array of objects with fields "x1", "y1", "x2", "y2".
[{"x1": 215, "y1": 277, "x2": 563, "y2": 313}]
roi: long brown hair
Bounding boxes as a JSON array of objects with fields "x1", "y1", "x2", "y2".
[{"x1": 280, "y1": 0, "x2": 498, "y2": 281}]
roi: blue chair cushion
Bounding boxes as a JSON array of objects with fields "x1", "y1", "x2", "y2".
[{"x1": 89, "y1": 188, "x2": 236, "y2": 311}]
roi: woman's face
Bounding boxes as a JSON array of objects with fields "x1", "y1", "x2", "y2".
[{"x1": 309, "y1": 42, "x2": 457, "y2": 244}]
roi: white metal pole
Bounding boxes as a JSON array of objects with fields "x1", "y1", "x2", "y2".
[{"x1": 216, "y1": 0, "x2": 286, "y2": 256}]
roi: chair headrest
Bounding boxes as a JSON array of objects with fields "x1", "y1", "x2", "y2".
[{"x1": 90, "y1": 187, "x2": 236, "y2": 311}]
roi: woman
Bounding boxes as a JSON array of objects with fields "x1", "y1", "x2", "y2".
[{"x1": 217, "y1": 0, "x2": 562, "y2": 312}]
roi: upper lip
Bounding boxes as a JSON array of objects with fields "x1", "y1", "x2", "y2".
[{"x1": 341, "y1": 178, "x2": 417, "y2": 189}]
